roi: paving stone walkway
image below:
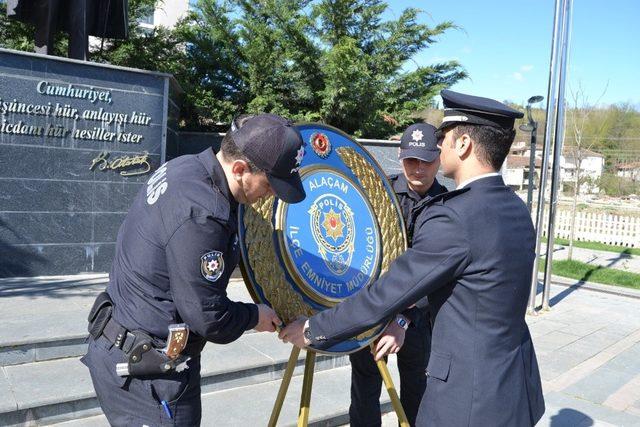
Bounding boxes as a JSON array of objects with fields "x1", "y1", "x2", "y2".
[
  {"x1": 530, "y1": 282, "x2": 640, "y2": 426},
  {"x1": 382, "y1": 281, "x2": 640, "y2": 426},
  {"x1": 2, "y1": 273, "x2": 639, "y2": 426}
]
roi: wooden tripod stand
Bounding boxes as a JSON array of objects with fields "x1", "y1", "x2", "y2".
[{"x1": 268, "y1": 346, "x2": 409, "y2": 427}]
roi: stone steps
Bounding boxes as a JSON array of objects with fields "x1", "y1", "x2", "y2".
[
  {"x1": 45, "y1": 363, "x2": 398, "y2": 427},
  {"x1": 0, "y1": 274, "x2": 402, "y2": 426},
  {"x1": 0, "y1": 274, "x2": 108, "y2": 367},
  {"x1": 0, "y1": 273, "x2": 250, "y2": 366},
  {"x1": 0, "y1": 274, "x2": 373, "y2": 426},
  {"x1": 0, "y1": 331, "x2": 352, "y2": 426}
]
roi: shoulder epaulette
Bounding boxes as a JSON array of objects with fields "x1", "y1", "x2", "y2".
[
  {"x1": 419, "y1": 187, "x2": 470, "y2": 209},
  {"x1": 405, "y1": 187, "x2": 469, "y2": 244},
  {"x1": 430, "y1": 187, "x2": 469, "y2": 203}
]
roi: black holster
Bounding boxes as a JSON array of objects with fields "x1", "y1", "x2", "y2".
[
  {"x1": 87, "y1": 291, "x2": 113, "y2": 339},
  {"x1": 117, "y1": 330, "x2": 190, "y2": 377},
  {"x1": 87, "y1": 292, "x2": 190, "y2": 377}
]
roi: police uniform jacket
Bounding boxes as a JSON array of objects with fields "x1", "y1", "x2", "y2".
[
  {"x1": 308, "y1": 175, "x2": 545, "y2": 426},
  {"x1": 389, "y1": 173, "x2": 447, "y2": 326},
  {"x1": 389, "y1": 173, "x2": 448, "y2": 237},
  {"x1": 107, "y1": 148, "x2": 258, "y2": 351}
]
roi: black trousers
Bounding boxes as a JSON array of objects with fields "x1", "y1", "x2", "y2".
[
  {"x1": 348, "y1": 314, "x2": 431, "y2": 427},
  {"x1": 33, "y1": 0, "x2": 96, "y2": 60},
  {"x1": 82, "y1": 336, "x2": 202, "y2": 426}
]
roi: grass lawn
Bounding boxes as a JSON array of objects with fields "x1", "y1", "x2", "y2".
[
  {"x1": 543, "y1": 237, "x2": 640, "y2": 256},
  {"x1": 539, "y1": 259, "x2": 640, "y2": 290}
]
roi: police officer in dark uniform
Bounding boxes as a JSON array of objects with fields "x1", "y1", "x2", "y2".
[
  {"x1": 281, "y1": 90, "x2": 545, "y2": 426},
  {"x1": 82, "y1": 113, "x2": 306, "y2": 426},
  {"x1": 348, "y1": 123, "x2": 447, "y2": 427}
]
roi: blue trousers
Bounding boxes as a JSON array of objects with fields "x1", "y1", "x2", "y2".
[
  {"x1": 82, "y1": 336, "x2": 202, "y2": 426},
  {"x1": 348, "y1": 314, "x2": 431, "y2": 427}
]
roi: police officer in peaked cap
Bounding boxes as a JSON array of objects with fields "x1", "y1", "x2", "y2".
[
  {"x1": 281, "y1": 90, "x2": 545, "y2": 426},
  {"x1": 348, "y1": 122, "x2": 447, "y2": 427},
  {"x1": 82, "y1": 113, "x2": 306, "y2": 426}
]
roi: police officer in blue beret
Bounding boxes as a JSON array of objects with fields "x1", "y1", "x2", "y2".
[
  {"x1": 82, "y1": 113, "x2": 306, "y2": 426},
  {"x1": 349, "y1": 123, "x2": 447, "y2": 427},
  {"x1": 281, "y1": 90, "x2": 545, "y2": 426}
]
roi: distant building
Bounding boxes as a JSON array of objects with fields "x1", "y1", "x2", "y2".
[
  {"x1": 509, "y1": 140, "x2": 528, "y2": 156},
  {"x1": 560, "y1": 148, "x2": 604, "y2": 194},
  {"x1": 615, "y1": 161, "x2": 640, "y2": 182},
  {"x1": 88, "y1": 0, "x2": 194, "y2": 49},
  {"x1": 504, "y1": 142, "x2": 605, "y2": 194},
  {"x1": 139, "y1": 0, "x2": 195, "y2": 30},
  {"x1": 503, "y1": 154, "x2": 541, "y2": 191}
]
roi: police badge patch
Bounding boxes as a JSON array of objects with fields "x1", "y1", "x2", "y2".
[{"x1": 201, "y1": 251, "x2": 224, "y2": 282}]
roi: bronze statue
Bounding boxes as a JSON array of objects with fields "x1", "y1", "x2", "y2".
[{"x1": 7, "y1": 0, "x2": 129, "y2": 60}]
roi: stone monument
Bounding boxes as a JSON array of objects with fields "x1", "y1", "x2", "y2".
[{"x1": 0, "y1": 48, "x2": 181, "y2": 277}]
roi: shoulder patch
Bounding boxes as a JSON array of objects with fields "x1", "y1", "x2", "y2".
[{"x1": 201, "y1": 251, "x2": 225, "y2": 282}]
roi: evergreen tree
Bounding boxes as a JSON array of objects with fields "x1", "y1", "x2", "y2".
[
  {"x1": 1, "y1": 0, "x2": 467, "y2": 136},
  {"x1": 186, "y1": 0, "x2": 467, "y2": 136}
]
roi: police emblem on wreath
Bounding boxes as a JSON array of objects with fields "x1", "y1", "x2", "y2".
[
  {"x1": 238, "y1": 124, "x2": 407, "y2": 354},
  {"x1": 309, "y1": 192, "x2": 356, "y2": 276},
  {"x1": 201, "y1": 251, "x2": 224, "y2": 282}
]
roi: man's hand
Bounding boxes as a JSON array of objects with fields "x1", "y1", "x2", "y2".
[
  {"x1": 278, "y1": 317, "x2": 309, "y2": 348},
  {"x1": 254, "y1": 304, "x2": 282, "y2": 332},
  {"x1": 372, "y1": 317, "x2": 406, "y2": 361}
]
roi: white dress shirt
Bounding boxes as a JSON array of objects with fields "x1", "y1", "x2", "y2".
[{"x1": 456, "y1": 172, "x2": 501, "y2": 190}]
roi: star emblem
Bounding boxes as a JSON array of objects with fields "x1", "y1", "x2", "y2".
[
  {"x1": 291, "y1": 146, "x2": 305, "y2": 173},
  {"x1": 322, "y1": 208, "x2": 344, "y2": 241},
  {"x1": 411, "y1": 129, "x2": 423, "y2": 142},
  {"x1": 201, "y1": 250, "x2": 225, "y2": 282}
]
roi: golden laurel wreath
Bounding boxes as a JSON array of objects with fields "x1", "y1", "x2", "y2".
[
  {"x1": 241, "y1": 147, "x2": 406, "y2": 335},
  {"x1": 336, "y1": 147, "x2": 406, "y2": 274},
  {"x1": 242, "y1": 196, "x2": 314, "y2": 324},
  {"x1": 337, "y1": 147, "x2": 406, "y2": 340}
]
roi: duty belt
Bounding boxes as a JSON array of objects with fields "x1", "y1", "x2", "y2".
[
  {"x1": 102, "y1": 317, "x2": 203, "y2": 358},
  {"x1": 102, "y1": 317, "x2": 148, "y2": 354},
  {"x1": 87, "y1": 291, "x2": 193, "y2": 376}
]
